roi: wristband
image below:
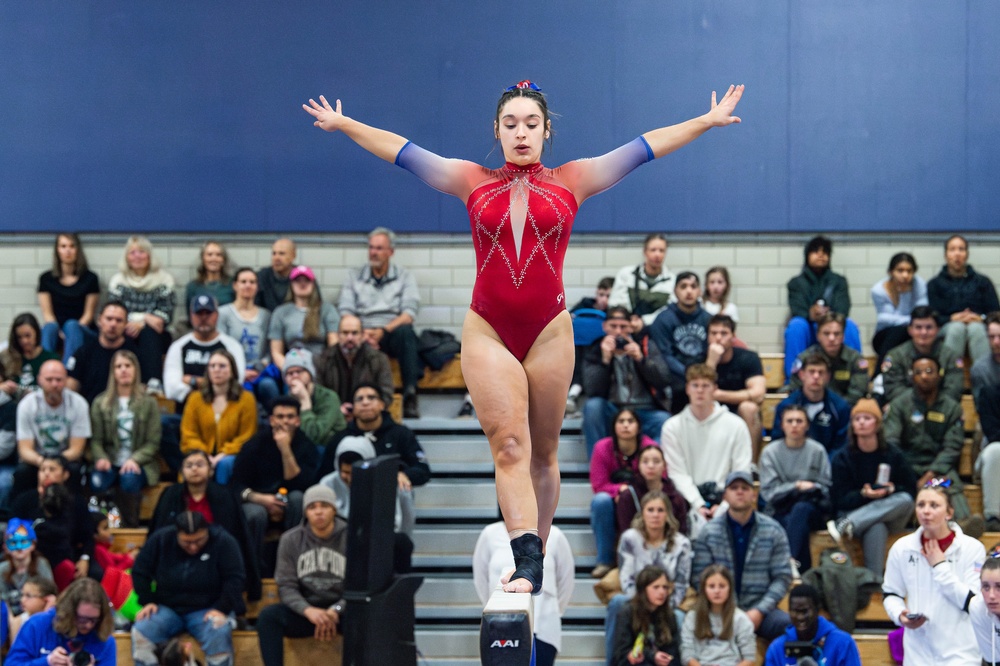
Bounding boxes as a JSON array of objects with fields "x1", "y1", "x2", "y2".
[
  {"x1": 80, "y1": 554, "x2": 90, "y2": 561},
  {"x1": 241, "y1": 488, "x2": 252, "y2": 503}
]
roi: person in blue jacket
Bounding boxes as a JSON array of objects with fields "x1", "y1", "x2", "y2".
[
  {"x1": 772, "y1": 354, "x2": 850, "y2": 458},
  {"x1": 4, "y1": 577, "x2": 116, "y2": 666},
  {"x1": 764, "y1": 584, "x2": 860, "y2": 666}
]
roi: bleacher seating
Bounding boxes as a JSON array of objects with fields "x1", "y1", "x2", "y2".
[{"x1": 102, "y1": 346, "x2": 991, "y2": 664}]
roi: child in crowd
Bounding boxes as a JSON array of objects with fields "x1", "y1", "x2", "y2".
[
  {"x1": 158, "y1": 636, "x2": 204, "y2": 666},
  {"x1": 92, "y1": 512, "x2": 138, "y2": 573},
  {"x1": 681, "y1": 564, "x2": 755, "y2": 666},
  {"x1": 6, "y1": 576, "x2": 57, "y2": 644},
  {"x1": 702, "y1": 266, "x2": 739, "y2": 321},
  {"x1": 9, "y1": 455, "x2": 97, "y2": 590},
  {"x1": 610, "y1": 564, "x2": 681, "y2": 666},
  {"x1": 0, "y1": 520, "x2": 54, "y2": 617}
]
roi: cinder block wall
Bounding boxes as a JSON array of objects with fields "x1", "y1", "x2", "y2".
[{"x1": 3, "y1": 234, "x2": 998, "y2": 356}]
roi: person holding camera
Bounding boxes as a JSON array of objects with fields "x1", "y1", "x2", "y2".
[
  {"x1": 582, "y1": 306, "x2": 672, "y2": 460},
  {"x1": 763, "y1": 584, "x2": 860, "y2": 666},
  {"x1": 5, "y1": 577, "x2": 115, "y2": 665}
]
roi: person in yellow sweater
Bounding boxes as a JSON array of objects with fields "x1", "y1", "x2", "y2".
[{"x1": 180, "y1": 349, "x2": 257, "y2": 484}]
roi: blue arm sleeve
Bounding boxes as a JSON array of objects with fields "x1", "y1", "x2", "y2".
[
  {"x1": 571, "y1": 136, "x2": 654, "y2": 201},
  {"x1": 394, "y1": 142, "x2": 484, "y2": 199}
]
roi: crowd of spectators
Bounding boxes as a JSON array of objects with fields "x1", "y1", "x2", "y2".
[{"x1": 2, "y1": 229, "x2": 999, "y2": 665}]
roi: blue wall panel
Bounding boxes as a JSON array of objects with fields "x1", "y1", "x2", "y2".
[{"x1": 1, "y1": 1, "x2": 997, "y2": 234}]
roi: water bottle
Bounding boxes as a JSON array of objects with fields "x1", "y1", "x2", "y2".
[
  {"x1": 107, "y1": 505, "x2": 122, "y2": 529},
  {"x1": 276, "y1": 487, "x2": 289, "y2": 505}
]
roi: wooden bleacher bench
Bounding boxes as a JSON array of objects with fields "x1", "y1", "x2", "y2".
[
  {"x1": 809, "y1": 529, "x2": 1000, "y2": 576},
  {"x1": 110, "y1": 527, "x2": 148, "y2": 554},
  {"x1": 389, "y1": 354, "x2": 465, "y2": 391},
  {"x1": 113, "y1": 630, "x2": 342, "y2": 666},
  {"x1": 245, "y1": 578, "x2": 281, "y2": 620},
  {"x1": 761, "y1": 393, "x2": 787, "y2": 431},
  {"x1": 139, "y1": 481, "x2": 172, "y2": 522},
  {"x1": 387, "y1": 354, "x2": 464, "y2": 421},
  {"x1": 853, "y1": 633, "x2": 894, "y2": 665}
]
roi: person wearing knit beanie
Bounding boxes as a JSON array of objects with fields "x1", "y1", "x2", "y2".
[
  {"x1": 282, "y1": 348, "x2": 316, "y2": 380},
  {"x1": 850, "y1": 397, "x2": 882, "y2": 427}
]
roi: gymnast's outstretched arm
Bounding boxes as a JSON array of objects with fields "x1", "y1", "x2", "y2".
[
  {"x1": 304, "y1": 95, "x2": 486, "y2": 200},
  {"x1": 304, "y1": 96, "x2": 408, "y2": 162},
  {"x1": 566, "y1": 84, "x2": 745, "y2": 202},
  {"x1": 642, "y1": 84, "x2": 744, "y2": 158}
]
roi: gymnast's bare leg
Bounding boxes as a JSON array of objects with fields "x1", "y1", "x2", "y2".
[{"x1": 460, "y1": 310, "x2": 574, "y2": 593}]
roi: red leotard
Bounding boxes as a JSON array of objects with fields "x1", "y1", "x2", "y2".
[{"x1": 396, "y1": 137, "x2": 652, "y2": 360}]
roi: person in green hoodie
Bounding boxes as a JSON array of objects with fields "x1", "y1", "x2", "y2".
[
  {"x1": 783, "y1": 236, "x2": 861, "y2": 379},
  {"x1": 256, "y1": 484, "x2": 347, "y2": 666}
]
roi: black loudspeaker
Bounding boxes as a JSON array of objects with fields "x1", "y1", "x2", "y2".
[
  {"x1": 342, "y1": 574, "x2": 423, "y2": 665},
  {"x1": 340, "y1": 454, "x2": 423, "y2": 665},
  {"x1": 344, "y1": 454, "x2": 398, "y2": 595}
]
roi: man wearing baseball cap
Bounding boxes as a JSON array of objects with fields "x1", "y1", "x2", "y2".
[
  {"x1": 256, "y1": 484, "x2": 347, "y2": 666},
  {"x1": 692, "y1": 470, "x2": 793, "y2": 641},
  {"x1": 163, "y1": 295, "x2": 246, "y2": 404}
]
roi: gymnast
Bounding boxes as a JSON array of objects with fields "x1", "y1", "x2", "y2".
[{"x1": 304, "y1": 80, "x2": 744, "y2": 594}]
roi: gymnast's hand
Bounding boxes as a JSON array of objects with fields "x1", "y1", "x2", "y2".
[
  {"x1": 304, "y1": 95, "x2": 348, "y2": 132},
  {"x1": 705, "y1": 84, "x2": 744, "y2": 127}
]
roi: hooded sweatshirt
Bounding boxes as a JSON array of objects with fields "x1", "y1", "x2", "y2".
[
  {"x1": 787, "y1": 266, "x2": 851, "y2": 320},
  {"x1": 317, "y1": 435, "x2": 403, "y2": 531},
  {"x1": 661, "y1": 402, "x2": 753, "y2": 507},
  {"x1": 132, "y1": 524, "x2": 245, "y2": 616},
  {"x1": 927, "y1": 263, "x2": 1000, "y2": 323},
  {"x1": 764, "y1": 615, "x2": 861, "y2": 665},
  {"x1": 273, "y1": 516, "x2": 348, "y2": 616},
  {"x1": 648, "y1": 302, "x2": 711, "y2": 377}
]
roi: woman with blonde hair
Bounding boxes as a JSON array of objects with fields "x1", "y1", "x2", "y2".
[
  {"x1": 107, "y1": 235, "x2": 176, "y2": 385},
  {"x1": 605, "y1": 490, "x2": 692, "y2": 665},
  {"x1": 180, "y1": 349, "x2": 257, "y2": 484},
  {"x1": 89, "y1": 349, "x2": 161, "y2": 526},
  {"x1": 5, "y1": 577, "x2": 116, "y2": 665}
]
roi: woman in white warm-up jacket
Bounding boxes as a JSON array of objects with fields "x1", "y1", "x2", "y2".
[
  {"x1": 882, "y1": 482, "x2": 985, "y2": 665},
  {"x1": 969, "y1": 555, "x2": 1000, "y2": 665}
]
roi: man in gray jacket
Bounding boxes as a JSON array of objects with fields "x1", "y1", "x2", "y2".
[
  {"x1": 692, "y1": 471, "x2": 793, "y2": 641},
  {"x1": 338, "y1": 227, "x2": 422, "y2": 418},
  {"x1": 256, "y1": 484, "x2": 348, "y2": 666}
]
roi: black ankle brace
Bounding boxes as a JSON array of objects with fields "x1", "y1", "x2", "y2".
[{"x1": 509, "y1": 533, "x2": 544, "y2": 595}]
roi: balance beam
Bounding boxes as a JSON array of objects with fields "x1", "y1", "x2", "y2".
[{"x1": 480, "y1": 586, "x2": 535, "y2": 666}]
